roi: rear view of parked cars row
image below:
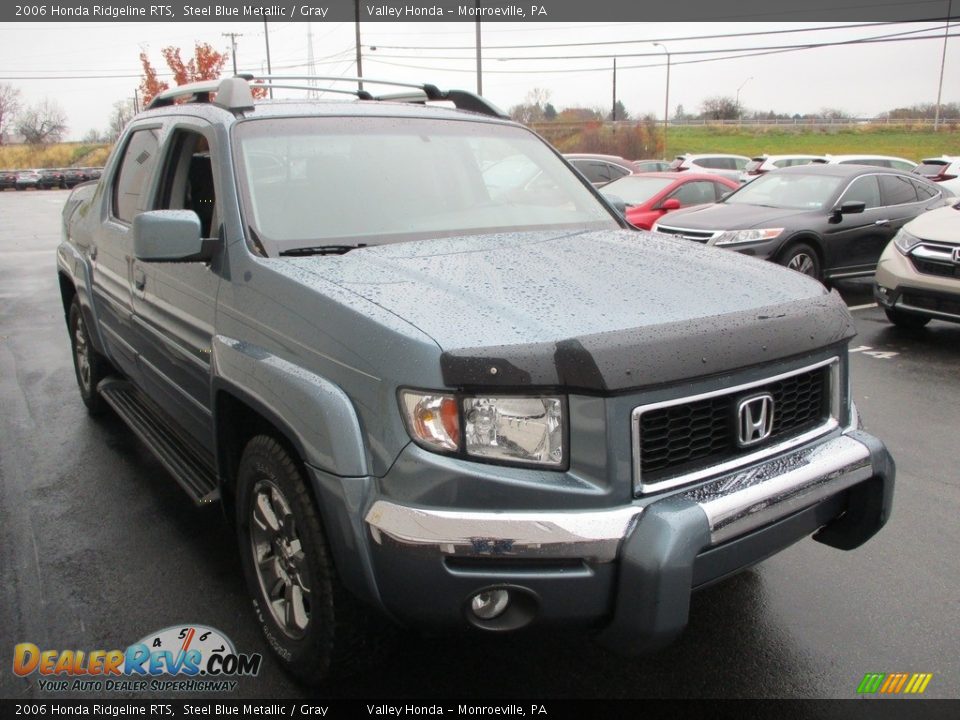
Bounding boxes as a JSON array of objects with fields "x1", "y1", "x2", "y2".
[{"x1": 0, "y1": 167, "x2": 103, "y2": 190}]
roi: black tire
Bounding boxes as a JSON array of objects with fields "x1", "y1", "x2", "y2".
[
  {"x1": 236, "y1": 435, "x2": 368, "y2": 685},
  {"x1": 68, "y1": 297, "x2": 109, "y2": 415},
  {"x1": 778, "y1": 242, "x2": 821, "y2": 281},
  {"x1": 884, "y1": 307, "x2": 930, "y2": 329}
]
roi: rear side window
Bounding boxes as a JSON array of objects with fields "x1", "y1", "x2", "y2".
[
  {"x1": 912, "y1": 178, "x2": 939, "y2": 200},
  {"x1": 112, "y1": 128, "x2": 161, "y2": 223},
  {"x1": 608, "y1": 163, "x2": 631, "y2": 180},
  {"x1": 669, "y1": 180, "x2": 719, "y2": 206},
  {"x1": 879, "y1": 175, "x2": 919, "y2": 205}
]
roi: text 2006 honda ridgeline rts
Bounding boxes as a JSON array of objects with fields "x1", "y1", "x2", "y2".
[{"x1": 56, "y1": 76, "x2": 894, "y2": 683}]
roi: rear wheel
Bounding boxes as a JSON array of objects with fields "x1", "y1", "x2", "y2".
[
  {"x1": 778, "y1": 242, "x2": 821, "y2": 281},
  {"x1": 68, "y1": 297, "x2": 109, "y2": 415},
  {"x1": 884, "y1": 307, "x2": 930, "y2": 329},
  {"x1": 236, "y1": 435, "x2": 369, "y2": 685}
]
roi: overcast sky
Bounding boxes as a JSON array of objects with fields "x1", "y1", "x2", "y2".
[{"x1": 1, "y1": 20, "x2": 957, "y2": 140}]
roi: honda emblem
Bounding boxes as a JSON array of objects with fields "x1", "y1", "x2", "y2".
[{"x1": 737, "y1": 393, "x2": 775, "y2": 447}]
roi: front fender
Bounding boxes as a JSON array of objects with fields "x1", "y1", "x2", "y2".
[{"x1": 211, "y1": 335, "x2": 369, "y2": 477}]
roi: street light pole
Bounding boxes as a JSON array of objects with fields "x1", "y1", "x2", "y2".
[
  {"x1": 612, "y1": 56, "x2": 617, "y2": 123},
  {"x1": 653, "y1": 43, "x2": 670, "y2": 157},
  {"x1": 736, "y1": 76, "x2": 753, "y2": 122}
]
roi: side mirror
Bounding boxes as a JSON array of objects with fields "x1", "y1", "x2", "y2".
[
  {"x1": 659, "y1": 198, "x2": 681, "y2": 211},
  {"x1": 602, "y1": 193, "x2": 627, "y2": 216},
  {"x1": 835, "y1": 200, "x2": 866, "y2": 215},
  {"x1": 133, "y1": 210, "x2": 213, "y2": 262}
]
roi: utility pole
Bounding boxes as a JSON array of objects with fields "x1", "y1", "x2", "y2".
[
  {"x1": 475, "y1": 2, "x2": 482, "y2": 95},
  {"x1": 354, "y1": 0, "x2": 363, "y2": 92},
  {"x1": 933, "y1": 0, "x2": 953, "y2": 131},
  {"x1": 263, "y1": 21, "x2": 273, "y2": 98},
  {"x1": 133, "y1": 88, "x2": 139, "y2": 114},
  {"x1": 222, "y1": 32, "x2": 243, "y2": 76},
  {"x1": 653, "y1": 43, "x2": 670, "y2": 157}
]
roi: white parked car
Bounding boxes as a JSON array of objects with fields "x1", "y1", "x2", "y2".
[
  {"x1": 820, "y1": 154, "x2": 917, "y2": 172},
  {"x1": 738, "y1": 154, "x2": 828, "y2": 183},
  {"x1": 913, "y1": 156, "x2": 960, "y2": 196},
  {"x1": 668, "y1": 153, "x2": 751, "y2": 181}
]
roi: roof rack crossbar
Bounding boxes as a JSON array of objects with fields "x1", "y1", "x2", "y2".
[{"x1": 147, "y1": 74, "x2": 507, "y2": 119}]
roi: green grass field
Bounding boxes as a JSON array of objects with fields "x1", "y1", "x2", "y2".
[{"x1": 660, "y1": 124, "x2": 959, "y2": 161}]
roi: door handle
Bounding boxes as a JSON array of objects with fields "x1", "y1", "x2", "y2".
[
  {"x1": 874, "y1": 219, "x2": 891, "y2": 226},
  {"x1": 134, "y1": 269, "x2": 146, "y2": 291}
]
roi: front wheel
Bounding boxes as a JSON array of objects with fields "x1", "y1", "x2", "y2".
[
  {"x1": 778, "y1": 242, "x2": 821, "y2": 281},
  {"x1": 236, "y1": 435, "x2": 366, "y2": 685},
  {"x1": 884, "y1": 307, "x2": 930, "y2": 329}
]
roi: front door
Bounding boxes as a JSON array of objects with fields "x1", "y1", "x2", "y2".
[{"x1": 129, "y1": 124, "x2": 221, "y2": 451}]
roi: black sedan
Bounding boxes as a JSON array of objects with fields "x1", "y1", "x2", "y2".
[{"x1": 651, "y1": 164, "x2": 953, "y2": 282}]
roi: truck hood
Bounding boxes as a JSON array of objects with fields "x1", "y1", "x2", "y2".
[
  {"x1": 290, "y1": 229, "x2": 854, "y2": 391},
  {"x1": 656, "y1": 203, "x2": 813, "y2": 231}
]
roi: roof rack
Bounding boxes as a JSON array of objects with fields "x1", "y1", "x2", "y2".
[{"x1": 146, "y1": 75, "x2": 508, "y2": 119}]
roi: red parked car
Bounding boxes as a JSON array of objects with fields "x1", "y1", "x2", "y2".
[{"x1": 601, "y1": 172, "x2": 739, "y2": 230}]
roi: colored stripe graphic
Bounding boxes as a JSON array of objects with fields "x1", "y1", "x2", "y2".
[
  {"x1": 857, "y1": 673, "x2": 885, "y2": 693},
  {"x1": 858, "y1": 672, "x2": 932, "y2": 694}
]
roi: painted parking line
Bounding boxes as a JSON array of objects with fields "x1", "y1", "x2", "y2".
[
  {"x1": 849, "y1": 345, "x2": 899, "y2": 360},
  {"x1": 847, "y1": 303, "x2": 878, "y2": 312}
]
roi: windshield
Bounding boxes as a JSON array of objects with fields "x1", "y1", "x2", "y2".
[
  {"x1": 601, "y1": 175, "x2": 675, "y2": 205},
  {"x1": 234, "y1": 116, "x2": 617, "y2": 255},
  {"x1": 723, "y1": 171, "x2": 845, "y2": 210}
]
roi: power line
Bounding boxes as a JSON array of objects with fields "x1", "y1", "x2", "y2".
[
  {"x1": 363, "y1": 28, "x2": 960, "y2": 75},
  {"x1": 362, "y1": 20, "x2": 920, "y2": 51}
]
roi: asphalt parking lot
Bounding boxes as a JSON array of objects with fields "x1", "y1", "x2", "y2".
[{"x1": 1, "y1": 189, "x2": 958, "y2": 700}]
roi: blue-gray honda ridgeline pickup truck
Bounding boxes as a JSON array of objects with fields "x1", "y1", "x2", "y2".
[{"x1": 56, "y1": 76, "x2": 894, "y2": 683}]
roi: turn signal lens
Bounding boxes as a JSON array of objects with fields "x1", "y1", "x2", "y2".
[{"x1": 400, "y1": 391, "x2": 460, "y2": 452}]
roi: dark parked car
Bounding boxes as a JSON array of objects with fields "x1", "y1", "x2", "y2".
[
  {"x1": 0, "y1": 170, "x2": 17, "y2": 190},
  {"x1": 63, "y1": 168, "x2": 91, "y2": 188},
  {"x1": 563, "y1": 153, "x2": 643, "y2": 187},
  {"x1": 38, "y1": 168, "x2": 65, "y2": 189},
  {"x1": 601, "y1": 171, "x2": 738, "y2": 229},
  {"x1": 652, "y1": 164, "x2": 952, "y2": 282}
]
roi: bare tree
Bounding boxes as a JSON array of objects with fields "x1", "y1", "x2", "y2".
[
  {"x1": 0, "y1": 83, "x2": 22, "y2": 144},
  {"x1": 16, "y1": 99, "x2": 68, "y2": 145},
  {"x1": 107, "y1": 98, "x2": 137, "y2": 141},
  {"x1": 699, "y1": 96, "x2": 739, "y2": 121}
]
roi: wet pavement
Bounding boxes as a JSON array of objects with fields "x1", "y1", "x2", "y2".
[{"x1": 1, "y1": 189, "x2": 958, "y2": 699}]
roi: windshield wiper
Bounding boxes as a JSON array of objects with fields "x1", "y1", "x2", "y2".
[{"x1": 280, "y1": 244, "x2": 373, "y2": 257}]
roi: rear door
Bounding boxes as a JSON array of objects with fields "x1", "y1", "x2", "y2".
[{"x1": 91, "y1": 123, "x2": 163, "y2": 380}]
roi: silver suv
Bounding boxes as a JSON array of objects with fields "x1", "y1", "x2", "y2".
[
  {"x1": 669, "y1": 153, "x2": 751, "y2": 181},
  {"x1": 875, "y1": 201, "x2": 960, "y2": 327}
]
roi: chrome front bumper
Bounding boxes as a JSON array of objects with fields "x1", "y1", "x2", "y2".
[{"x1": 365, "y1": 431, "x2": 878, "y2": 561}]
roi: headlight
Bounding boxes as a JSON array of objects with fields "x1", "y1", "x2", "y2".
[
  {"x1": 713, "y1": 228, "x2": 784, "y2": 246},
  {"x1": 463, "y1": 397, "x2": 564, "y2": 467},
  {"x1": 893, "y1": 228, "x2": 921, "y2": 254},
  {"x1": 399, "y1": 391, "x2": 565, "y2": 468}
]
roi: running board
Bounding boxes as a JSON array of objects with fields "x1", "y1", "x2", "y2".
[{"x1": 99, "y1": 379, "x2": 220, "y2": 505}]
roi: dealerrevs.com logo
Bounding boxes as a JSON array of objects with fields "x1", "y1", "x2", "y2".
[{"x1": 13, "y1": 625, "x2": 262, "y2": 693}]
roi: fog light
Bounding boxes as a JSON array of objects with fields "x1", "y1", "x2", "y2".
[{"x1": 470, "y1": 590, "x2": 510, "y2": 620}]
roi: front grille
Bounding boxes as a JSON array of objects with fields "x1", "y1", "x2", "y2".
[
  {"x1": 635, "y1": 362, "x2": 834, "y2": 490},
  {"x1": 654, "y1": 225, "x2": 715, "y2": 243},
  {"x1": 910, "y1": 257, "x2": 959, "y2": 279}
]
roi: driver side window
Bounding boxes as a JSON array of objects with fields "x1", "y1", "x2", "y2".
[
  {"x1": 157, "y1": 130, "x2": 218, "y2": 238},
  {"x1": 841, "y1": 176, "x2": 881, "y2": 209}
]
